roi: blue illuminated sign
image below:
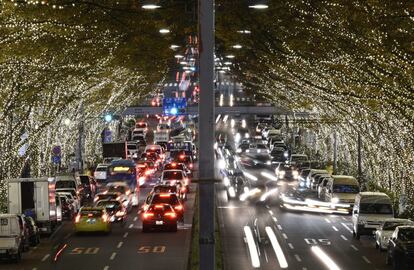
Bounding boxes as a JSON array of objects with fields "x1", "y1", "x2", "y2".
[{"x1": 163, "y1": 98, "x2": 187, "y2": 116}]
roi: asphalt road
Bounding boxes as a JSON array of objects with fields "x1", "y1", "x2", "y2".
[
  {"x1": 216, "y1": 116, "x2": 394, "y2": 270},
  {"x1": 1, "y1": 118, "x2": 196, "y2": 270}
]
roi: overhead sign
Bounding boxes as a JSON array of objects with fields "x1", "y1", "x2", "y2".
[{"x1": 163, "y1": 98, "x2": 187, "y2": 116}]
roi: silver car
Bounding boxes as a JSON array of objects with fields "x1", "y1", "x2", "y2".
[{"x1": 375, "y1": 218, "x2": 413, "y2": 251}]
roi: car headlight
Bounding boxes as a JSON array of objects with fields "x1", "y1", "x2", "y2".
[
  {"x1": 331, "y1": 197, "x2": 339, "y2": 204},
  {"x1": 223, "y1": 177, "x2": 230, "y2": 186},
  {"x1": 246, "y1": 149, "x2": 250, "y2": 153},
  {"x1": 235, "y1": 133, "x2": 241, "y2": 142},
  {"x1": 236, "y1": 148, "x2": 242, "y2": 153},
  {"x1": 228, "y1": 187, "x2": 236, "y2": 198},
  {"x1": 292, "y1": 170, "x2": 299, "y2": 176},
  {"x1": 245, "y1": 133, "x2": 250, "y2": 138},
  {"x1": 284, "y1": 152, "x2": 288, "y2": 158},
  {"x1": 266, "y1": 161, "x2": 271, "y2": 165}
]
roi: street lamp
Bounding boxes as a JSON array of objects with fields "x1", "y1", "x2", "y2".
[{"x1": 142, "y1": 4, "x2": 160, "y2": 9}]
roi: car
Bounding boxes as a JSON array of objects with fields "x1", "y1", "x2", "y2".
[
  {"x1": 74, "y1": 207, "x2": 111, "y2": 233},
  {"x1": 55, "y1": 176, "x2": 81, "y2": 200},
  {"x1": 307, "y1": 169, "x2": 329, "y2": 189},
  {"x1": 324, "y1": 175, "x2": 359, "y2": 207},
  {"x1": 173, "y1": 152, "x2": 194, "y2": 170},
  {"x1": 59, "y1": 195, "x2": 76, "y2": 220},
  {"x1": 145, "y1": 144, "x2": 164, "y2": 156},
  {"x1": 105, "y1": 182, "x2": 133, "y2": 211},
  {"x1": 95, "y1": 200, "x2": 127, "y2": 224},
  {"x1": 376, "y1": 219, "x2": 414, "y2": 251},
  {"x1": 352, "y1": 192, "x2": 394, "y2": 239},
  {"x1": 275, "y1": 163, "x2": 300, "y2": 181},
  {"x1": 57, "y1": 191, "x2": 80, "y2": 213},
  {"x1": 141, "y1": 152, "x2": 161, "y2": 168},
  {"x1": 143, "y1": 193, "x2": 184, "y2": 222},
  {"x1": 164, "y1": 162, "x2": 192, "y2": 177},
  {"x1": 386, "y1": 225, "x2": 414, "y2": 269},
  {"x1": 317, "y1": 177, "x2": 332, "y2": 200},
  {"x1": 141, "y1": 204, "x2": 178, "y2": 232},
  {"x1": 78, "y1": 175, "x2": 97, "y2": 202},
  {"x1": 94, "y1": 192, "x2": 121, "y2": 204},
  {"x1": 132, "y1": 129, "x2": 146, "y2": 141},
  {"x1": 245, "y1": 143, "x2": 269, "y2": 154},
  {"x1": 24, "y1": 216, "x2": 40, "y2": 246},
  {"x1": 94, "y1": 164, "x2": 109, "y2": 184},
  {"x1": 0, "y1": 214, "x2": 25, "y2": 262},
  {"x1": 224, "y1": 174, "x2": 248, "y2": 200},
  {"x1": 126, "y1": 142, "x2": 140, "y2": 159},
  {"x1": 157, "y1": 122, "x2": 171, "y2": 133},
  {"x1": 289, "y1": 154, "x2": 309, "y2": 166},
  {"x1": 135, "y1": 121, "x2": 148, "y2": 134},
  {"x1": 161, "y1": 169, "x2": 190, "y2": 195},
  {"x1": 234, "y1": 127, "x2": 250, "y2": 143}
]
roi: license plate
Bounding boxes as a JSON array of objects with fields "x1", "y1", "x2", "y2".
[
  {"x1": 156, "y1": 221, "x2": 163, "y2": 225},
  {"x1": 87, "y1": 219, "x2": 96, "y2": 224}
]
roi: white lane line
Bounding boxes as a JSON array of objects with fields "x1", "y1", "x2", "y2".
[
  {"x1": 265, "y1": 205, "x2": 270, "y2": 209},
  {"x1": 243, "y1": 226, "x2": 260, "y2": 268},
  {"x1": 350, "y1": 245, "x2": 359, "y2": 251},
  {"x1": 110, "y1": 252, "x2": 116, "y2": 260},
  {"x1": 272, "y1": 217, "x2": 278, "y2": 223},
  {"x1": 362, "y1": 256, "x2": 371, "y2": 264},
  {"x1": 268, "y1": 210, "x2": 274, "y2": 215},
  {"x1": 41, "y1": 254, "x2": 50, "y2": 262},
  {"x1": 311, "y1": 246, "x2": 340, "y2": 270},
  {"x1": 282, "y1": 233, "x2": 288, "y2": 239},
  {"x1": 128, "y1": 224, "x2": 133, "y2": 228},
  {"x1": 324, "y1": 218, "x2": 331, "y2": 224},
  {"x1": 133, "y1": 217, "x2": 138, "y2": 222},
  {"x1": 265, "y1": 226, "x2": 288, "y2": 269},
  {"x1": 277, "y1": 224, "x2": 283, "y2": 231},
  {"x1": 288, "y1": 243, "x2": 294, "y2": 250},
  {"x1": 117, "y1": 241, "x2": 123, "y2": 249},
  {"x1": 341, "y1": 222, "x2": 353, "y2": 233},
  {"x1": 32, "y1": 268, "x2": 37, "y2": 270},
  {"x1": 123, "y1": 232, "x2": 129, "y2": 238},
  {"x1": 340, "y1": 235, "x2": 348, "y2": 241},
  {"x1": 302, "y1": 268, "x2": 308, "y2": 270},
  {"x1": 103, "y1": 266, "x2": 109, "y2": 270},
  {"x1": 294, "y1": 254, "x2": 302, "y2": 262},
  {"x1": 332, "y1": 226, "x2": 339, "y2": 232}
]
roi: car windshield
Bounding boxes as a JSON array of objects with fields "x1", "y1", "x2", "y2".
[
  {"x1": 383, "y1": 221, "x2": 412, "y2": 230},
  {"x1": 80, "y1": 210, "x2": 103, "y2": 217},
  {"x1": 152, "y1": 194, "x2": 179, "y2": 205},
  {"x1": 333, "y1": 184, "x2": 359, "y2": 193},
  {"x1": 96, "y1": 201, "x2": 121, "y2": 210},
  {"x1": 360, "y1": 203, "x2": 393, "y2": 214},
  {"x1": 56, "y1": 181, "x2": 76, "y2": 189},
  {"x1": 107, "y1": 186, "x2": 127, "y2": 194},
  {"x1": 399, "y1": 229, "x2": 414, "y2": 241},
  {"x1": 163, "y1": 171, "x2": 183, "y2": 180}
]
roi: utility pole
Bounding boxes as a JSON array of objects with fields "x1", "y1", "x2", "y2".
[
  {"x1": 333, "y1": 131, "x2": 338, "y2": 174},
  {"x1": 77, "y1": 102, "x2": 85, "y2": 173},
  {"x1": 198, "y1": 0, "x2": 215, "y2": 269}
]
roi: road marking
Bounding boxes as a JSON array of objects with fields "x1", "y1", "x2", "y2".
[
  {"x1": 123, "y1": 232, "x2": 129, "y2": 238},
  {"x1": 266, "y1": 226, "x2": 288, "y2": 268},
  {"x1": 265, "y1": 205, "x2": 270, "y2": 209},
  {"x1": 272, "y1": 217, "x2": 278, "y2": 223},
  {"x1": 294, "y1": 254, "x2": 302, "y2": 262},
  {"x1": 129, "y1": 224, "x2": 133, "y2": 228},
  {"x1": 277, "y1": 224, "x2": 283, "y2": 231},
  {"x1": 282, "y1": 233, "x2": 288, "y2": 239},
  {"x1": 350, "y1": 245, "x2": 359, "y2": 251},
  {"x1": 311, "y1": 246, "x2": 340, "y2": 270},
  {"x1": 340, "y1": 235, "x2": 348, "y2": 241},
  {"x1": 324, "y1": 218, "x2": 331, "y2": 224},
  {"x1": 341, "y1": 223, "x2": 353, "y2": 233},
  {"x1": 332, "y1": 226, "x2": 339, "y2": 231},
  {"x1": 103, "y1": 266, "x2": 109, "y2": 270},
  {"x1": 133, "y1": 217, "x2": 138, "y2": 222},
  {"x1": 110, "y1": 252, "x2": 116, "y2": 260},
  {"x1": 362, "y1": 256, "x2": 371, "y2": 264},
  {"x1": 243, "y1": 226, "x2": 260, "y2": 268},
  {"x1": 117, "y1": 242, "x2": 123, "y2": 249},
  {"x1": 288, "y1": 243, "x2": 294, "y2": 250},
  {"x1": 41, "y1": 254, "x2": 50, "y2": 262},
  {"x1": 268, "y1": 210, "x2": 274, "y2": 215},
  {"x1": 341, "y1": 217, "x2": 347, "y2": 221}
]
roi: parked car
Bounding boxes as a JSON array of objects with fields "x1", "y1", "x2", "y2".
[
  {"x1": 0, "y1": 214, "x2": 25, "y2": 262},
  {"x1": 376, "y1": 218, "x2": 413, "y2": 251},
  {"x1": 24, "y1": 216, "x2": 40, "y2": 246},
  {"x1": 386, "y1": 225, "x2": 414, "y2": 269}
]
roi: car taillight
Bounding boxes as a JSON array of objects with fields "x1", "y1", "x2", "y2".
[
  {"x1": 102, "y1": 214, "x2": 108, "y2": 222},
  {"x1": 75, "y1": 215, "x2": 81, "y2": 223},
  {"x1": 164, "y1": 212, "x2": 176, "y2": 218},
  {"x1": 189, "y1": 163, "x2": 193, "y2": 169},
  {"x1": 125, "y1": 190, "x2": 131, "y2": 195},
  {"x1": 143, "y1": 212, "x2": 154, "y2": 219},
  {"x1": 181, "y1": 186, "x2": 187, "y2": 193},
  {"x1": 174, "y1": 205, "x2": 183, "y2": 211},
  {"x1": 145, "y1": 170, "x2": 151, "y2": 176},
  {"x1": 160, "y1": 193, "x2": 170, "y2": 198}
]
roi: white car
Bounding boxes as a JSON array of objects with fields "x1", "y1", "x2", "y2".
[
  {"x1": 161, "y1": 169, "x2": 189, "y2": 187},
  {"x1": 105, "y1": 182, "x2": 133, "y2": 211},
  {"x1": 134, "y1": 121, "x2": 148, "y2": 136},
  {"x1": 57, "y1": 192, "x2": 80, "y2": 213},
  {"x1": 94, "y1": 164, "x2": 108, "y2": 181},
  {"x1": 375, "y1": 218, "x2": 413, "y2": 251},
  {"x1": 126, "y1": 142, "x2": 139, "y2": 159}
]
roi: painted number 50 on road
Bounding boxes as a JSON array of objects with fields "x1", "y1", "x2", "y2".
[{"x1": 304, "y1": 238, "x2": 331, "y2": 245}]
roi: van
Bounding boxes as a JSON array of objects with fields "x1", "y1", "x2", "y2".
[
  {"x1": 352, "y1": 192, "x2": 394, "y2": 239},
  {"x1": 0, "y1": 214, "x2": 26, "y2": 262},
  {"x1": 306, "y1": 169, "x2": 329, "y2": 189},
  {"x1": 324, "y1": 175, "x2": 359, "y2": 207}
]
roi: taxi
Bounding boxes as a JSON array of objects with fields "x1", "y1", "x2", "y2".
[{"x1": 74, "y1": 207, "x2": 111, "y2": 233}]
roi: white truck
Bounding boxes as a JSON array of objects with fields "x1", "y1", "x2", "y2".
[
  {"x1": 8, "y1": 178, "x2": 58, "y2": 234},
  {"x1": 0, "y1": 214, "x2": 24, "y2": 262}
]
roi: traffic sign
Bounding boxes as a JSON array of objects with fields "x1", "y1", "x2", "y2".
[
  {"x1": 163, "y1": 97, "x2": 187, "y2": 116},
  {"x1": 52, "y1": 145, "x2": 61, "y2": 156},
  {"x1": 52, "y1": 156, "x2": 61, "y2": 164}
]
